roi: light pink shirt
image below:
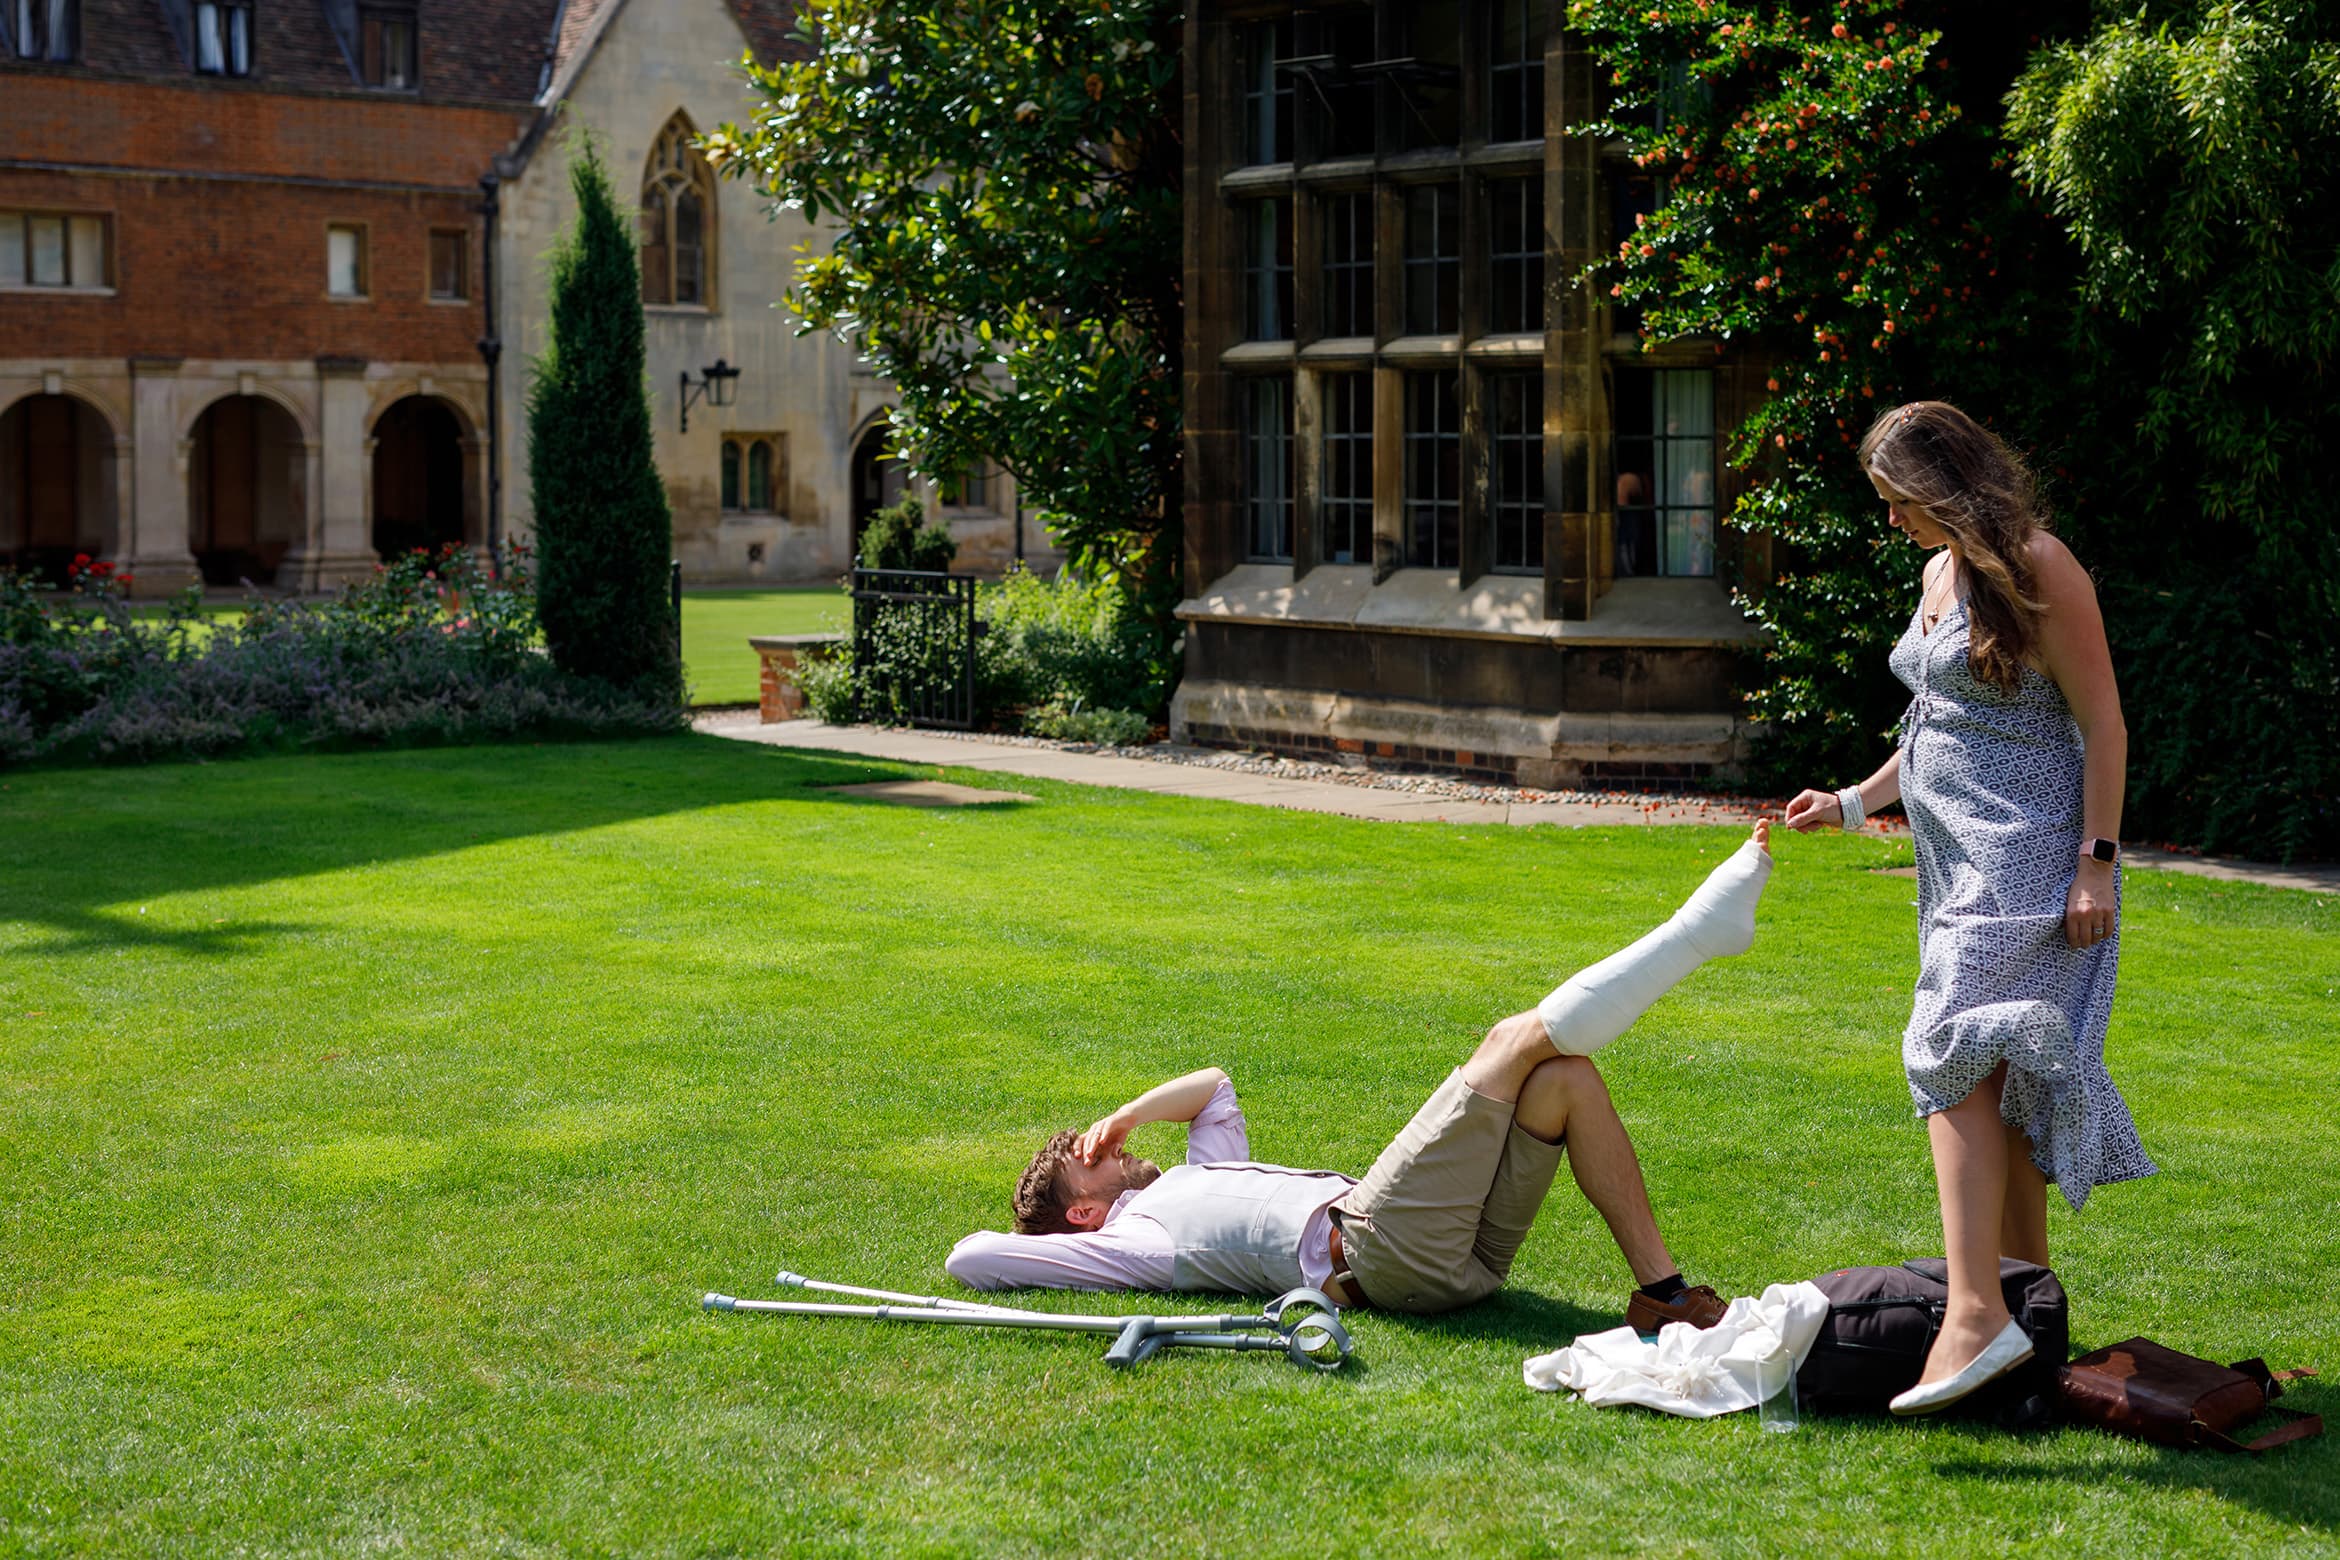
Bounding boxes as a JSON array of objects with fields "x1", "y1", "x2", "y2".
[{"x1": 945, "y1": 1080, "x2": 1340, "y2": 1293}]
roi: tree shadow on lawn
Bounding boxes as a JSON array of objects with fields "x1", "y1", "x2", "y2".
[
  {"x1": 1928, "y1": 1386, "x2": 2339, "y2": 1532},
  {"x1": 0, "y1": 735, "x2": 925, "y2": 957}
]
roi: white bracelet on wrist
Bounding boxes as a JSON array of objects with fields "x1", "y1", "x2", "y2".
[{"x1": 1835, "y1": 786, "x2": 1867, "y2": 832}]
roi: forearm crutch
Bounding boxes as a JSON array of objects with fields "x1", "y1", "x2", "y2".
[{"x1": 701, "y1": 1279, "x2": 1353, "y2": 1371}]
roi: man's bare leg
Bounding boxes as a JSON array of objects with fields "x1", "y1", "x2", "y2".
[{"x1": 1512, "y1": 1055, "x2": 1676, "y2": 1285}]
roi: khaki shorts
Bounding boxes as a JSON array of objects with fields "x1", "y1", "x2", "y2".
[{"x1": 1332, "y1": 1069, "x2": 1565, "y2": 1314}]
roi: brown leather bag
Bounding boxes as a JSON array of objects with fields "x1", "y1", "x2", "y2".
[{"x1": 2058, "y1": 1337, "x2": 2321, "y2": 1453}]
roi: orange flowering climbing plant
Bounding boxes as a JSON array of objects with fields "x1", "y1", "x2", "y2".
[{"x1": 1568, "y1": 0, "x2": 2074, "y2": 781}]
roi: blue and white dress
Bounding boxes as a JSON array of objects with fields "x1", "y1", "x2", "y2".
[{"x1": 1888, "y1": 595, "x2": 2156, "y2": 1210}]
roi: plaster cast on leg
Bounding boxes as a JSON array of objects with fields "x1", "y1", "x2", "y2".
[{"x1": 1537, "y1": 833, "x2": 1773, "y2": 1056}]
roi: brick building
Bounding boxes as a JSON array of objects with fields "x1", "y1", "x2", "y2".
[
  {"x1": 0, "y1": 0, "x2": 552, "y2": 593},
  {"x1": 1174, "y1": 1, "x2": 1768, "y2": 787},
  {"x1": 0, "y1": 0, "x2": 1036, "y2": 596}
]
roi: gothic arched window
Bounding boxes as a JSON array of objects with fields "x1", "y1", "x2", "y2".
[
  {"x1": 640, "y1": 114, "x2": 716, "y2": 308},
  {"x1": 746, "y1": 440, "x2": 773, "y2": 511},
  {"x1": 720, "y1": 439, "x2": 741, "y2": 510}
]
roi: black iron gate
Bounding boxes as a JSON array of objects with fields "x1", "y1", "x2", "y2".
[{"x1": 850, "y1": 568, "x2": 977, "y2": 729}]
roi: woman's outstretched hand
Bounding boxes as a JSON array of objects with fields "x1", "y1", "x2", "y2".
[
  {"x1": 1782, "y1": 789, "x2": 1843, "y2": 833},
  {"x1": 2064, "y1": 860, "x2": 2118, "y2": 949}
]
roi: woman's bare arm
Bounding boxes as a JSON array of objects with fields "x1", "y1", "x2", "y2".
[{"x1": 2031, "y1": 532, "x2": 2126, "y2": 942}]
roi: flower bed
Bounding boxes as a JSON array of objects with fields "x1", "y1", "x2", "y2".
[{"x1": 0, "y1": 547, "x2": 685, "y2": 768}]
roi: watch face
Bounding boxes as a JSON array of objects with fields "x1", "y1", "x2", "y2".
[{"x1": 2088, "y1": 839, "x2": 2118, "y2": 863}]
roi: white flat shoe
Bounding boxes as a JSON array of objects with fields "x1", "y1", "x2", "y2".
[{"x1": 1888, "y1": 1318, "x2": 2035, "y2": 1417}]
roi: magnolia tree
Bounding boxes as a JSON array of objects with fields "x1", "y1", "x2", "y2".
[{"x1": 710, "y1": 0, "x2": 1183, "y2": 643}]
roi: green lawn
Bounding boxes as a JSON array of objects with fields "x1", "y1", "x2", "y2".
[
  {"x1": 0, "y1": 738, "x2": 2332, "y2": 1558},
  {"x1": 681, "y1": 587, "x2": 847, "y2": 705}
]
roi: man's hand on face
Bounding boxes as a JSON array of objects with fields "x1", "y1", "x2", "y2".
[{"x1": 1076, "y1": 1109, "x2": 1136, "y2": 1165}]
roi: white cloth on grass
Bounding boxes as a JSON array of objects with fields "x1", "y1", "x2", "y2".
[{"x1": 1522, "y1": 1281, "x2": 1830, "y2": 1418}]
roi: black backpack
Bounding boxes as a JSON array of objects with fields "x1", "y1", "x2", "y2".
[{"x1": 1796, "y1": 1258, "x2": 2069, "y2": 1426}]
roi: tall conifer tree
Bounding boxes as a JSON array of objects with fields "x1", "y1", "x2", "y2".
[{"x1": 528, "y1": 137, "x2": 681, "y2": 694}]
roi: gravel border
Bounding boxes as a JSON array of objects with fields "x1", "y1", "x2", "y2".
[{"x1": 694, "y1": 709, "x2": 1804, "y2": 815}]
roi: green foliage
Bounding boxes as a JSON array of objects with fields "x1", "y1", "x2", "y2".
[
  {"x1": 527, "y1": 137, "x2": 682, "y2": 697},
  {"x1": 0, "y1": 544, "x2": 680, "y2": 766},
  {"x1": 1572, "y1": 0, "x2": 2080, "y2": 788},
  {"x1": 795, "y1": 642, "x2": 859, "y2": 723},
  {"x1": 710, "y1": 0, "x2": 1185, "y2": 644},
  {"x1": 1023, "y1": 695, "x2": 1151, "y2": 745},
  {"x1": 2006, "y1": 1, "x2": 2340, "y2": 857},
  {"x1": 813, "y1": 564, "x2": 1174, "y2": 733},
  {"x1": 976, "y1": 564, "x2": 1175, "y2": 728},
  {"x1": 854, "y1": 496, "x2": 960, "y2": 573}
]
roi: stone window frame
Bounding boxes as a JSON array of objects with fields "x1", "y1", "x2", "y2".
[
  {"x1": 640, "y1": 113, "x2": 719, "y2": 312},
  {"x1": 1611, "y1": 366, "x2": 1717, "y2": 580},
  {"x1": 1317, "y1": 369, "x2": 1373, "y2": 567},
  {"x1": 723, "y1": 434, "x2": 786, "y2": 515},
  {"x1": 1241, "y1": 373, "x2": 1294, "y2": 562}
]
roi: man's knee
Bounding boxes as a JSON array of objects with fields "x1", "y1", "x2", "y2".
[{"x1": 1476, "y1": 1009, "x2": 1555, "y2": 1069}]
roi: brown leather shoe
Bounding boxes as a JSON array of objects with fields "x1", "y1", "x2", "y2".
[{"x1": 1626, "y1": 1283, "x2": 1730, "y2": 1333}]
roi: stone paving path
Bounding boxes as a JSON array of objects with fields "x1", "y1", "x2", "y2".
[{"x1": 696, "y1": 713, "x2": 2340, "y2": 896}]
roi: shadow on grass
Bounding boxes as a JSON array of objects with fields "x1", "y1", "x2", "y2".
[
  {"x1": 0, "y1": 735, "x2": 922, "y2": 956},
  {"x1": 1357, "y1": 1286, "x2": 1617, "y2": 1349},
  {"x1": 1930, "y1": 1385, "x2": 2339, "y2": 1531}
]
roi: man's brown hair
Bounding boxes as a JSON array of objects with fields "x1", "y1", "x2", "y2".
[
  {"x1": 1013, "y1": 1131, "x2": 1086, "y2": 1235},
  {"x1": 1012, "y1": 1132, "x2": 1163, "y2": 1235}
]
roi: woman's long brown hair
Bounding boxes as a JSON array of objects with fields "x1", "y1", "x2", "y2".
[{"x1": 1857, "y1": 401, "x2": 2046, "y2": 693}]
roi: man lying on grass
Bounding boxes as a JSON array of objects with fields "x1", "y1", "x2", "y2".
[{"x1": 949, "y1": 822, "x2": 1775, "y2": 1326}]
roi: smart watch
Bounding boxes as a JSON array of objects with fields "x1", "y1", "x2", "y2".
[{"x1": 2080, "y1": 837, "x2": 2119, "y2": 865}]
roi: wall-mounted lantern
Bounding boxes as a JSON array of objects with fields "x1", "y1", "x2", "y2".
[{"x1": 679, "y1": 359, "x2": 741, "y2": 434}]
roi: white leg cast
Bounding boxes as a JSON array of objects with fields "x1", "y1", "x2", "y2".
[{"x1": 1537, "y1": 835, "x2": 1773, "y2": 1056}]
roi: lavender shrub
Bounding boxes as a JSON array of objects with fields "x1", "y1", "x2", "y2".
[{"x1": 0, "y1": 547, "x2": 684, "y2": 767}]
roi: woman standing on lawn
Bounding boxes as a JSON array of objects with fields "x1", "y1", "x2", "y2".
[{"x1": 1783, "y1": 400, "x2": 2155, "y2": 1416}]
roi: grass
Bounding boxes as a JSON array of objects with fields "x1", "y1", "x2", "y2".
[
  {"x1": 680, "y1": 587, "x2": 847, "y2": 705},
  {"x1": 0, "y1": 736, "x2": 2333, "y2": 1558}
]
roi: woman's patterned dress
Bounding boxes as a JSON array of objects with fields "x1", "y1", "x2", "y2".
[{"x1": 1888, "y1": 595, "x2": 2156, "y2": 1210}]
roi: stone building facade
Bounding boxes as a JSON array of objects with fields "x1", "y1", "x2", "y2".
[
  {"x1": 1175, "y1": 0, "x2": 1768, "y2": 787},
  {"x1": 1, "y1": 0, "x2": 1042, "y2": 596},
  {"x1": 492, "y1": 0, "x2": 1047, "y2": 584},
  {"x1": 0, "y1": 1, "x2": 541, "y2": 593}
]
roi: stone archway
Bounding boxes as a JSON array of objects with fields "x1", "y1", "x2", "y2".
[
  {"x1": 189, "y1": 395, "x2": 305, "y2": 587},
  {"x1": 850, "y1": 421, "x2": 906, "y2": 555},
  {"x1": 371, "y1": 395, "x2": 473, "y2": 560},
  {"x1": 0, "y1": 392, "x2": 120, "y2": 583}
]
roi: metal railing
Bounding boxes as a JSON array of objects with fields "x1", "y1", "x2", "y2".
[{"x1": 850, "y1": 568, "x2": 976, "y2": 730}]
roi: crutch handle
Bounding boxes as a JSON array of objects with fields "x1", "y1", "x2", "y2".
[{"x1": 1103, "y1": 1317, "x2": 1162, "y2": 1367}]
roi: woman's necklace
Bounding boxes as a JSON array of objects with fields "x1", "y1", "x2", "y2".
[{"x1": 1922, "y1": 559, "x2": 1960, "y2": 634}]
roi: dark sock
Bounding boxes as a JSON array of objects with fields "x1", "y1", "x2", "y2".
[{"x1": 1638, "y1": 1273, "x2": 1688, "y2": 1303}]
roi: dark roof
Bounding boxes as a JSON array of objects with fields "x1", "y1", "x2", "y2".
[
  {"x1": 0, "y1": 0, "x2": 563, "y2": 105},
  {"x1": 545, "y1": 0, "x2": 614, "y2": 85},
  {"x1": 725, "y1": 0, "x2": 809, "y2": 65}
]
